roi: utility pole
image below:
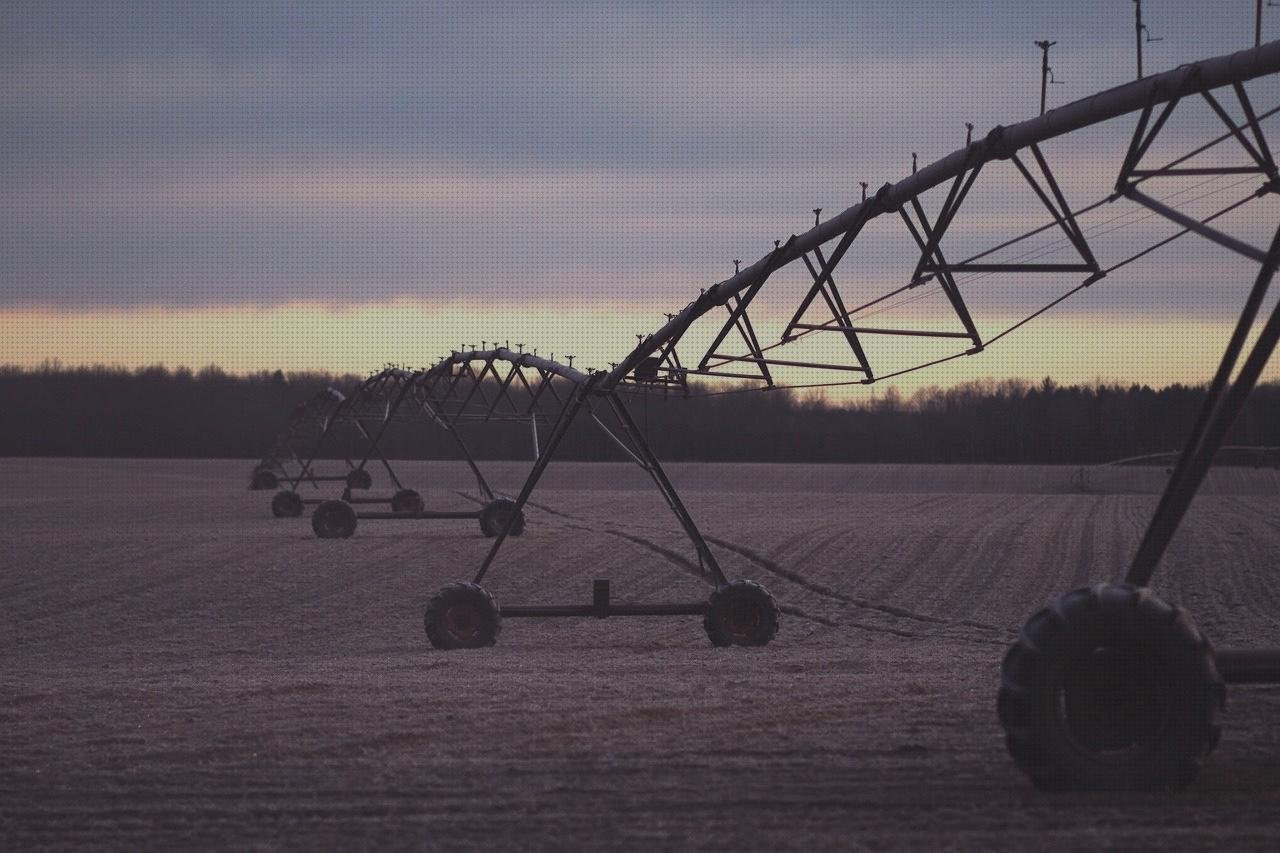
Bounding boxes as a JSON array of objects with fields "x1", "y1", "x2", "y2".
[{"x1": 1035, "y1": 40, "x2": 1057, "y2": 115}]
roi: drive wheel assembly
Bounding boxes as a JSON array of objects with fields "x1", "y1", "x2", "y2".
[
  {"x1": 271, "y1": 490, "x2": 304, "y2": 518},
  {"x1": 312, "y1": 500, "x2": 358, "y2": 539},
  {"x1": 479, "y1": 498, "x2": 526, "y2": 538},
  {"x1": 391, "y1": 488, "x2": 425, "y2": 514},
  {"x1": 998, "y1": 582, "x2": 1224, "y2": 791},
  {"x1": 424, "y1": 583, "x2": 502, "y2": 650},
  {"x1": 345, "y1": 468, "x2": 374, "y2": 490},
  {"x1": 250, "y1": 469, "x2": 279, "y2": 490},
  {"x1": 704, "y1": 579, "x2": 780, "y2": 647}
]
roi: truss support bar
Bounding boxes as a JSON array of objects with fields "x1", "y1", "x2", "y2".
[
  {"x1": 446, "y1": 421, "x2": 497, "y2": 502},
  {"x1": 500, "y1": 602, "x2": 709, "y2": 618},
  {"x1": 605, "y1": 392, "x2": 728, "y2": 587},
  {"x1": 792, "y1": 248, "x2": 875, "y2": 377},
  {"x1": 921, "y1": 263, "x2": 1098, "y2": 274},
  {"x1": 588, "y1": 409, "x2": 652, "y2": 472},
  {"x1": 473, "y1": 381, "x2": 592, "y2": 584},
  {"x1": 681, "y1": 369, "x2": 776, "y2": 382},
  {"x1": 358, "y1": 510, "x2": 480, "y2": 520},
  {"x1": 791, "y1": 324, "x2": 973, "y2": 339},
  {"x1": 1129, "y1": 167, "x2": 1265, "y2": 176},
  {"x1": 1122, "y1": 186, "x2": 1268, "y2": 263},
  {"x1": 706, "y1": 353, "x2": 869, "y2": 373},
  {"x1": 1217, "y1": 648, "x2": 1280, "y2": 683}
]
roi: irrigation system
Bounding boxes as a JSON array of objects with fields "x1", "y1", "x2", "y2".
[{"x1": 256, "y1": 36, "x2": 1280, "y2": 790}]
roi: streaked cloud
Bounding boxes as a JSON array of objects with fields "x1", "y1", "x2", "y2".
[{"x1": 3, "y1": 1, "x2": 1279, "y2": 381}]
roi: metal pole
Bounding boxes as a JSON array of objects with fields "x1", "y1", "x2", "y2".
[
  {"x1": 444, "y1": 422, "x2": 496, "y2": 502},
  {"x1": 605, "y1": 392, "x2": 729, "y2": 587},
  {"x1": 1127, "y1": 223, "x2": 1280, "y2": 586},
  {"x1": 1036, "y1": 40, "x2": 1056, "y2": 114},
  {"x1": 603, "y1": 40, "x2": 1280, "y2": 391},
  {"x1": 1135, "y1": 1, "x2": 1144, "y2": 79},
  {"x1": 472, "y1": 380, "x2": 591, "y2": 584},
  {"x1": 1260, "y1": 0, "x2": 1265, "y2": 48}
]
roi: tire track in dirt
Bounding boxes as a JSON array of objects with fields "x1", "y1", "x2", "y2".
[
  {"x1": 764, "y1": 493, "x2": 1026, "y2": 640},
  {"x1": 556, "y1": 522, "x2": 838, "y2": 629},
  {"x1": 906, "y1": 494, "x2": 1045, "y2": 633},
  {"x1": 457, "y1": 491, "x2": 843, "y2": 630},
  {"x1": 471, "y1": 492, "x2": 1004, "y2": 642},
  {"x1": 1186, "y1": 497, "x2": 1280, "y2": 630},
  {"x1": 456, "y1": 492, "x2": 868, "y2": 632},
  {"x1": 528, "y1": 493, "x2": 955, "y2": 626},
  {"x1": 995, "y1": 495, "x2": 1101, "y2": 629},
  {"x1": 699, "y1": 534, "x2": 1011, "y2": 646}
]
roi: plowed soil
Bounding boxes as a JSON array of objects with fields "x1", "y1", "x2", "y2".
[{"x1": 3, "y1": 459, "x2": 1279, "y2": 850}]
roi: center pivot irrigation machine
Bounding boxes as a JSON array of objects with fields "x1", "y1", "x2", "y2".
[
  {"x1": 295, "y1": 354, "x2": 586, "y2": 540},
  {"x1": 257, "y1": 38, "x2": 1280, "y2": 790},
  {"x1": 255, "y1": 373, "x2": 405, "y2": 518},
  {"x1": 250, "y1": 386, "x2": 356, "y2": 500}
]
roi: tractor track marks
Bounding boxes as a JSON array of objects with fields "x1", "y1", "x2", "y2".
[
  {"x1": 554, "y1": 522, "x2": 832, "y2": 629},
  {"x1": 465, "y1": 490, "x2": 1009, "y2": 642},
  {"x1": 703, "y1": 532, "x2": 1012, "y2": 642}
]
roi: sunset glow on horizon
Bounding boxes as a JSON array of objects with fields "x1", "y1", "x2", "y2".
[
  {"x1": 6, "y1": 2, "x2": 1280, "y2": 399},
  {"x1": 4, "y1": 301, "x2": 1278, "y2": 401}
]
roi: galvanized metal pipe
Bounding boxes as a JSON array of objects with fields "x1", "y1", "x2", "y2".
[{"x1": 605, "y1": 39, "x2": 1280, "y2": 390}]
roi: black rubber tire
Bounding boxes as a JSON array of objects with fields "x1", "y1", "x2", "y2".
[
  {"x1": 998, "y1": 582, "x2": 1224, "y2": 791},
  {"x1": 424, "y1": 583, "x2": 502, "y2": 650},
  {"x1": 391, "y1": 488, "x2": 424, "y2": 515},
  {"x1": 250, "y1": 470, "x2": 279, "y2": 491},
  {"x1": 704, "y1": 579, "x2": 780, "y2": 647},
  {"x1": 479, "y1": 498, "x2": 526, "y2": 538},
  {"x1": 346, "y1": 468, "x2": 373, "y2": 490},
  {"x1": 312, "y1": 500, "x2": 358, "y2": 539},
  {"x1": 271, "y1": 490, "x2": 304, "y2": 518}
]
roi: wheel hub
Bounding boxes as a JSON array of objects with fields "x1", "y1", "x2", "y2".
[
  {"x1": 445, "y1": 604, "x2": 481, "y2": 641},
  {"x1": 724, "y1": 598, "x2": 762, "y2": 641},
  {"x1": 1058, "y1": 642, "x2": 1171, "y2": 756}
]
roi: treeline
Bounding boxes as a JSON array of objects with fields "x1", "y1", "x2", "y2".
[{"x1": 2, "y1": 364, "x2": 1279, "y2": 464}]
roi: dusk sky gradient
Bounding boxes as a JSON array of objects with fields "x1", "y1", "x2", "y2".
[{"x1": 5, "y1": 1, "x2": 1280, "y2": 392}]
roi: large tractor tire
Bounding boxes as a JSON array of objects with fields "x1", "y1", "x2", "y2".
[
  {"x1": 704, "y1": 579, "x2": 780, "y2": 647},
  {"x1": 250, "y1": 469, "x2": 279, "y2": 490},
  {"x1": 424, "y1": 583, "x2": 502, "y2": 650},
  {"x1": 479, "y1": 498, "x2": 526, "y2": 538},
  {"x1": 312, "y1": 500, "x2": 358, "y2": 539},
  {"x1": 391, "y1": 488, "x2": 425, "y2": 514},
  {"x1": 271, "y1": 490, "x2": 304, "y2": 518},
  {"x1": 998, "y1": 582, "x2": 1224, "y2": 791},
  {"x1": 346, "y1": 468, "x2": 374, "y2": 491}
]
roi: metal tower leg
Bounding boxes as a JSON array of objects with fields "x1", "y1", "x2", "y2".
[
  {"x1": 1127, "y1": 223, "x2": 1280, "y2": 585},
  {"x1": 472, "y1": 382, "x2": 590, "y2": 584},
  {"x1": 604, "y1": 392, "x2": 729, "y2": 588}
]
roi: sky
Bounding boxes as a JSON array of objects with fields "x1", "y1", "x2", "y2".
[{"x1": 4, "y1": 1, "x2": 1280, "y2": 395}]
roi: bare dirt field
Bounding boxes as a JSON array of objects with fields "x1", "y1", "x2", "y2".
[{"x1": 3, "y1": 458, "x2": 1279, "y2": 850}]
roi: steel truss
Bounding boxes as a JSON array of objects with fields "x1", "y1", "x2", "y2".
[
  {"x1": 286, "y1": 368, "x2": 417, "y2": 496},
  {"x1": 404, "y1": 350, "x2": 740, "y2": 631},
  {"x1": 302, "y1": 349, "x2": 597, "y2": 538},
  {"x1": 250, "y1": 387, "x2": 350, "y2": 491},
  {"x1": 404, "y1": 39, "x2": 1280, "y2": 788},
  {"x1": 248, "y1": 38, "x2": 1280, "y2": 786}
]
